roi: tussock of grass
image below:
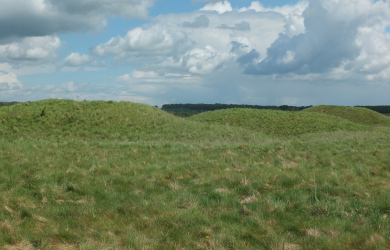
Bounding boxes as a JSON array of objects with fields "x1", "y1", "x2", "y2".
[
  {"x1": 1, "y1": 100, "x2": 390, "y2": 249},
  {"x1": 303, "y1": 105, "x2": 390, "y2": 126},
  {"x1": 188, "y1": 108, "x2": 370, "y2": 137}
]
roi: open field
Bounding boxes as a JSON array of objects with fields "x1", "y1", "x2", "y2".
[{"x1": 1, "y1": 100, "x2": 390, "y2": 249}]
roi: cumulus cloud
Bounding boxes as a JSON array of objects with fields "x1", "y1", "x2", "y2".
[
  {"x1": 241, "y1": 0, "x2": 390, "y2": 76},
  {"x1": 64, "y1": 53, "x2": 93, "y2": 67},
  {"x1": 200, "y1": 1, "x2": 232, "y2": 14},
  {"x1": 0, "y1": 36, "x2": 61, "y2": 63},
  {"x1": 284, "y1": 9, "x2": 306, "y2": 37},
  {"x1": 60, "y1": 81, "x2": 89, "y2": 92},
  {"x1": 92, "y1": 24, "x2": 194, "y2": 60},
  {"x1": 0, "y1": 71, "x2": 22, "y2": 91},
  {"x1": 183, "y1": 15, "x2": 210, "y2": 28},
  {"x1": 0, "y1": 0, "x2": 154, "y2": 42},
  {"x1": 181, "y1": 46, "x2": 232, "y2": 74},
  {"x1": 353, "y1": 27, "x2": 390, "y2": 80},
  {"x1": 239, "y1": 1, "x2": 309, "y2": 16},
  {"x1": 93, "y1": 9, "x2": 285, "y2": 75},
  {"x1": 63, "y1": 52, "x2": 105, "y2": 68}
]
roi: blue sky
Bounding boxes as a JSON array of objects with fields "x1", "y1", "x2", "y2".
[{"x1": 1, "y1": 0, "x2": 390, "y2": 106}]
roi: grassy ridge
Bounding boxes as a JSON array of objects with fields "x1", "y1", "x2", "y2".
[
  {"x1": 303, "y1": 105, "x2": 390, "y2": 126},
  {"x1": 188, "y1": 108, "x2": 370, "y2": 137},
  {"x1": 0, "y1": 99, "x2": 178, "y2": 140},
  {"x1": 0, "y1": 99, "x2": 270, "y2": 143},
  {"x1": 1, "y1": 100, "x2": 390, "y2": 249}
]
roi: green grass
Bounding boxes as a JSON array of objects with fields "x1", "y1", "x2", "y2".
[
  {"x1": 188, "y1": 108, "x2": 370, "y2": 137},
  {"x1": 0, "y1": 99, "x2": 270, "y2": 144},
  {"x1": 303, "y1": 105, "x2": 390, "y2": 126},
  {"x1": 1, "y1": 99, "x2": 390, "y2": 249}
]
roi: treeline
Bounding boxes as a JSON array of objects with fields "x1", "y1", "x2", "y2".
[
  {"x1": 0, "y1": 102, "x2": 19, "y2": 108},
  {"x1": 162, "y1": 103, "x2": 311, "y2": 112},
  {"x1": 162, "y1": 104, "x2": 390, "y2": 117},
  {"x1": 356, "y1": 105, "x2": 390, "y2": 114}
]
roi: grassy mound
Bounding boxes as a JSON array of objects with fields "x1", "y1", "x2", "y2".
[
  {"x1": 303, "y1": 105, "x2": 390, "y2": 126},
  {"x1": 188, "y1": 108, "x2": 369, "y2": 137},
  {"x1": 0, "y1": 99, "x2": 171, "y2": 140},
  {"x1": 0, "y1": 99, "x2": 269, "y2": 143}
]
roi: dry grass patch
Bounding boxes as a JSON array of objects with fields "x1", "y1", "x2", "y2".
[
  {"x1": 305, "y1": 228, "x2": 321, "y2": 237},
  {"x1": 240, "y1": 195, "x2": 258, "y2": 204},
  {"x1": 215, "y1": 188, "x2": 229, "y2": 193},
  {"x1": 365, "y1": 234, "x2": 386, "y2": 247},
  {"x1": 273, "y1": 243, "x2": 301, "y2": 250},
  {"x1": 2, "y1": 240, "x2": 34, "y2": 250},
  {"x1": 0, "y1": 222, "x2": 15, "y2": 234}
]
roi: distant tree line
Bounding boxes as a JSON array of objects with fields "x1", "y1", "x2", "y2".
[
  {"x1": 356, "y1": 105, "x2": 390, "y2": 114},
  {"x1": 162, "y1": 104, "x2": 390, "y2": 117},
  {"x1": 0, "y1": 102, "x2": 19, "y2": 108},
  {"x1": 162, "y1": 103, "x2": 311, "y2": 112}
]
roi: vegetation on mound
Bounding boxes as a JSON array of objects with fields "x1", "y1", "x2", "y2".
[
  {"x1": 0, "y1": 99, "x2": 269, "y2": 143},
  {"x1": 188, "y1": 108, "x2": 370, "y2": 137},
  {"x1": 303, "y1": 105, "x2": 390, "y2": 126}
]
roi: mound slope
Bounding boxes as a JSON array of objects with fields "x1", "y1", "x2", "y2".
[
  {"x1": 303, "y1": 105, "x2": 390, "y2": 126},
  {"x1": 0, "y1": 99, "x2": 174, "y2": 139},
  {"x1": 188, "y1": 108, "x2": 369, "y2": 137},
  {"x1": 0, "y1": 99, "x2": 268, "y2": 142}
]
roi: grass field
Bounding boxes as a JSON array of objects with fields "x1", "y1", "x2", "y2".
[{"x1": 1, "y1": 100, "x2": 390, "y2": 249}]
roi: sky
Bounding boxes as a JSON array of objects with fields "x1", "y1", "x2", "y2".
[{"x1": 1, "y1": 0, "x2": 390, "y2": 107}]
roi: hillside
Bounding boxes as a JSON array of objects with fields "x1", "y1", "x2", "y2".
[
  {"x1": 0, "y1": 99, "x2": 268, "y2": 143},
  {"x1": 303, "y1": 105, "x2": 390, "y2": 126},
  {"x1": 188, "y1": 108, "x2": 370, "y2": 137}
]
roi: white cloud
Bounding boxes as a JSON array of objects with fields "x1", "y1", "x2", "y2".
[
  {"x1": 61, "y1": 81, "x2": 78, "y2": 92},
  {"x1": 200, "y1": 1, "x2": 233, "y2": 14},
  {"x1": 132, "y1": 70, "x2": 159, "y2": 79},
  {"x1": 92, "y1": 25, "x2": 194, "y2": 60},
  {"x1": 284, "y1": 9, "x2": 306, "y2": 37},
  {"x1": 0, "y1": 36, "x2": 61, "y2": 63},
  {"x1": 181, "y1": 45, "x2": 233, "y2": 74},
  {"x1": 0, "y1": 71, "x2": 22, "y2": 91},
  {"x1": 239, "y1": 1, "x2": 309, "y2": 16},
  {"x1": 94, "y1": 9, "x2": 285, "y2": 76},
  {"x1": 64, "y1": 53, "x2": 93, "y2": 67},
  {"x1": 354, "y1": 27, "x2": 390, "y2": 80},
  {"x1": 241, "y1": 0, "x2": 390, "y2": 77},
  {"x1": 62, "y1": 52, "x2": 105, "y2": 69},
  {"x1": 239, "y1": 1, "x2": 264, "y2": 12}
]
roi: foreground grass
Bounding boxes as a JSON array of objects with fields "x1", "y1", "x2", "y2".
[{"x1": 1, "y1": 100, "x2": 390, "y2": 249}]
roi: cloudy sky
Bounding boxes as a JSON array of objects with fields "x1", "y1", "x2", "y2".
[{"x1": 1, "y1": 0, "x2": 390, "y2": 106}]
